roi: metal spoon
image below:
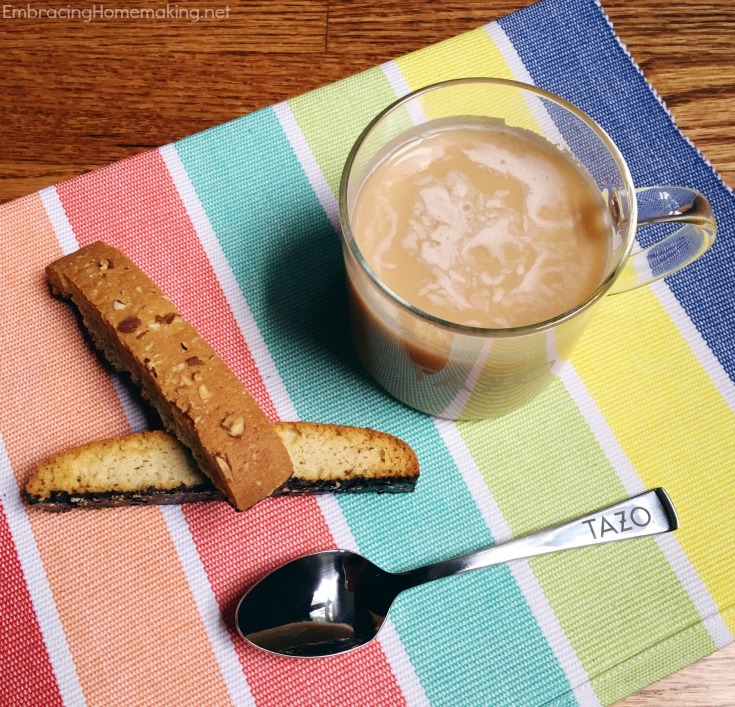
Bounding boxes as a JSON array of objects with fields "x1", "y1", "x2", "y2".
[{"x1": 236, "y1": 488, "x2": 678, "y2": 657}]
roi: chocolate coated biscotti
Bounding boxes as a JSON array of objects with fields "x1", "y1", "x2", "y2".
[
  {"x1": 46, "y1": 242, "x2": 293, "y2": 511},
  {"x1": 24, "y1": 423, "x2": 420, "y2": 511}
]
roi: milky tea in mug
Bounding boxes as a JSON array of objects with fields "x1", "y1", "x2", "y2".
[
  {"x1": 352, "y1": 121, "x2": 611, "y2": 331},
  {"x1": 340, "y1": 80, "x2": 715, "y2": 419}
]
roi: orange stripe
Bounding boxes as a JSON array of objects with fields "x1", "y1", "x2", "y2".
[
  {"x1": 56, "y1": 147, "x2": 407, "y2": 706},
  {"x1": 0, "y1": 194, "x2": 232, "y2": 706}
]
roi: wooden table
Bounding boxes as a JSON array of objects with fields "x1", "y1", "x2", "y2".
[{"x1": 1, "y1": 1, "x2": 732, "y2": 703}]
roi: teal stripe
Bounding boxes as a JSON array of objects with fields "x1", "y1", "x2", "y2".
[{"x1": 175, "y1": 105, "x2": 575, "y2": 705}]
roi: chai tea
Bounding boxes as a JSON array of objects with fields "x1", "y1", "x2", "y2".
[{"x1": 351, "y1": 120, "x2": 612, "y2": 329}]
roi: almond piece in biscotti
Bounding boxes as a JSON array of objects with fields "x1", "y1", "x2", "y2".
[{"x1": 46, "y1": 241, "x2": 293, "y2": 511}]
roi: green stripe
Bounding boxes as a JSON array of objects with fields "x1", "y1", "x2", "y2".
[
  {"x1": 458, "y1": 379, "x2": 714, "y2": 702},
  {"x1": 287, "y1": 66, "x2": 459, "y2": 416},
  {"x1": 590, "y1": 616, "x2": 716, "y2": 705},
  {"x1": 288, "y1": 66, "x2": 399, "y2": 198},
  {"x1": 175, "y1": 101, "x2": 575, "y2": 705}
]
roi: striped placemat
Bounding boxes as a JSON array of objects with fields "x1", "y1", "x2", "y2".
[{"x1": 1, "y1": 0, "x2": 733, "y2": 704}]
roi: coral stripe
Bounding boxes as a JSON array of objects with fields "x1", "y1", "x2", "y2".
[
  {"x1": 56, "y1": 152, "x2": 277, "y2": 421},
  {"x1": 0, "y1": 501, "x2": 63, "y2": 707},
  {"x1": 0, "y1": 194, "x2": 231, "y2": 706},
  {"x1": 56, "y1": 150, "x2": 406, "y2": 706}
]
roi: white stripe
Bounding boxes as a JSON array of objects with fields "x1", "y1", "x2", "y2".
[
  {"x1": 273, "y1": 101, "x2": 431, "y2": 705},
  {"x1": 315, "y1": 494, "x2": 430, "y2": 706},
  {"x1": 315, "y1": 495, "x2": 358, "y2": 552},
  {"x1": 381, "y1": 60, "x2": 411, "y2": 98},
  {"x1": 483, "y1": 23, "x2": 535, "y2": 85},
  {"x1": 488, "y1": 17, "x2": 733, "y2": 652},
  {"x1": 40, "y1": 186, "x2": 79, "y2": 256},
  {"x1": 434, "y1": 419, "x2": 601, "y2": 706},
  {"x1": 0, "y1": 433, "x2": 87, "y2": 706},
  {"x1": 163, "y1": 110, "x2": 432, "y2": 704},
  {"x1": 377, "y1": 617, "x2": 431, "y2": 707},
  {"x1": 161, "y1": 506, "x2": 255, "y2": 706},
  {"x1": 39, "y1": 187, "x2": 251, "y2": 706},
  {"x1": 158, "y1": 143, "x2": 299, "y2": 422},
  {"x1": 381, "y1": 61, "x2": 426, "y2": 126},
  {"x1": 483, "y1": 23, "x2": 568, "y2": 149},
  {"x1": 270, "y1": 106, "x2": 341, "y2": 231},
  {"x1": 439, "y1": 340, "x2": 493, "y2": 420},
  {"x1": 110, "y1": 378, "x2": 149, "y2": 433},
  {"x1": 561, "y1": 365, "x2": 734, "y2": 649}
]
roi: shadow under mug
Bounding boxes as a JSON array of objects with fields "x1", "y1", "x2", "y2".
[{"x1": 339, "y1": 78, "x2": 716, "y2": 420}]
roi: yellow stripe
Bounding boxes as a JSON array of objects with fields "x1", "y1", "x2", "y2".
[
  {"x1": 395, "y1": 27, "x2": 515, "y2": 87},
  {"x1": 396, "y1": 28, "x2": 546, "y2": 416},
  {"x1": 395, "y1": 28, "x2": 538, "y2": 133},
  {"x1": 572, "y1": 286, "x2": 735, "y2": 630},
  {"x1": 395, "y1": 23, "x2": 734, "y2": 627}
]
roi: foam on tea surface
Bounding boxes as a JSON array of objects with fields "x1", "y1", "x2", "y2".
[{"x1": 352, "y1": 121, "x2": 612, "y2": 329}]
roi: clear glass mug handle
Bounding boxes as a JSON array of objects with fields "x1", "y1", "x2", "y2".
[{"x1": 609, "y1": 186, "x2": 716, "y2": 294}]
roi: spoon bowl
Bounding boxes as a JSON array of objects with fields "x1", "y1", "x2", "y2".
[
  {"x1": 236, "y1": 488, "x2": 678, "y2": 657},
  {"x1": 236, "y1": 549, "x2": 407, "y2": 657}
]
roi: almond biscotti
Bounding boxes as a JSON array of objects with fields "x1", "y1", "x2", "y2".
[
  {"x1": 273, "y1": 421, "x2": 418, "y2": 492},
  {"x1": 46, "y1": 242, "x2": 293, "y2": 511},
  {"x1": 24, "y1": 423, "x2": 420, "y2": 511}
]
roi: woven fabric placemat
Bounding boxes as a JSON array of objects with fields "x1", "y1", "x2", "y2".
[{"x1": 1, "y1": 0, "x2": 733, "y2": 704}]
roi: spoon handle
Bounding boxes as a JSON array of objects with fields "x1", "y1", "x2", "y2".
[{"x1": 406, "y1": 488, "x2": 678, "y2": 586}]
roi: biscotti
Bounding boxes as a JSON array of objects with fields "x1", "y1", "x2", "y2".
[
  {"x1": 46, "y1": 242, "x2": 293, "y2": 511},
  {"x1": 24, "y1": 423, "x2": 420, "y2": 511}
]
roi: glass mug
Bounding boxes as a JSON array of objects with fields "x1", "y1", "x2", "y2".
[{"x1": 339, "y1": 79, "x2": 716, "y2": 419}]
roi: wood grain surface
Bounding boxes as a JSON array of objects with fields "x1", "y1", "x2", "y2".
[{"x1": 1, "y1": 0, "x2": 733, "y2": 703}]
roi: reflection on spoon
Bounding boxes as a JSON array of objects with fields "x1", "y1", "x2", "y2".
[{"x1": 245, "y1": 622, "x2": 357, "y2": 656}]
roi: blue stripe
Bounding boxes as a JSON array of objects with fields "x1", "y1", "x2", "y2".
[
  {"x1": 500, "y1": 0, "x2": 735, "y2": 383},
  {"x1": 174, "y1": 106, "x2": 574, "y2": 705}
]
